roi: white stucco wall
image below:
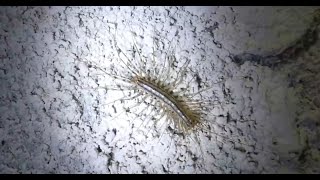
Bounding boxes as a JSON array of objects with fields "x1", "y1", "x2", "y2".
[{"x1": 0, "y1": 6, "x2": 319, "y2": 174}]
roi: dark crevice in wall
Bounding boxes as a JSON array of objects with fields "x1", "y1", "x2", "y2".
[{"x1": 231, "y1": 9, "x2": 320, "y2": 69}]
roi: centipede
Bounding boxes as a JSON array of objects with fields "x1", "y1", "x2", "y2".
[{"x1": 74, "y1": 20, "x2": 273, "y2": 173}]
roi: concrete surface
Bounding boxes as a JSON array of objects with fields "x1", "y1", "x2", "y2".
[{"x1": 0, "y1": 6, "x2": 319, "y2": 174}]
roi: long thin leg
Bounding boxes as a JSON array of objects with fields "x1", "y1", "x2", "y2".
[
  {"x1": 76, "y1": 57, "x2": 133, "y2": 84},
  {"x1": 112, "y1": 23, "x2": 142, "y2": 77},
  {"x1": 134, "y1": 98, "x2": 157, "y2": 134},
  {"x1": 80, "y1": 85, "x2": 134, "y2": 92},
  {"x1": 127, "y1": 94, "x2": 149, "y2": 127},
  {"x1": 100, "y1": 91, "x2": 143, "y2": 108},
  {"x1": 156, "y1": 109, "x2": 171, "y2": 145},
  {"x1": 157, "y1": 33, "x2": 177, "y2": 81},
  {"x1": 121, "y1": 95, "x2": 150, "y2": 136},
  {"x1": 127, "y1": 24, "x2": 149, "y2": 77},
  {"x1": 108, "y1": 96, "x2": 145, "y2": 123},
  {"x1": 184, "y1": 86, "x2": 215, "y2": 99},
  {"x1": 144, "y1": 101, "x2": 166, "y2": 138},
  {"x1": 170, "y1": 58, "x2": 191, "y2": 88},
  {"x1": 109, "y1": 98, "x2": 150, "y2": 143},
  {"x1": 150, "y1": 36, "x2": 159, "y2": 79},
  {"x1": 161, "y1": 55, "x2": 174, "y2": 84},
  {"x1": 112, "y1": 39, "x2": 140, "y2": 77}
]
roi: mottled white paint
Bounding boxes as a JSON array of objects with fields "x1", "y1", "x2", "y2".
[{"x1": 0, "y1": 6, "x2": 319, "y2": 174}]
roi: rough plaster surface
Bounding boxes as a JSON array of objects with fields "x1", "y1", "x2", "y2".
[{"x1": 0, "y1": 6, "x2": 320, "y2": 174}]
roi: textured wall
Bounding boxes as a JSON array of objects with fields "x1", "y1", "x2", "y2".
[{"x1": 0, "y1": 6, "x2": 319, "y2": 174}]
